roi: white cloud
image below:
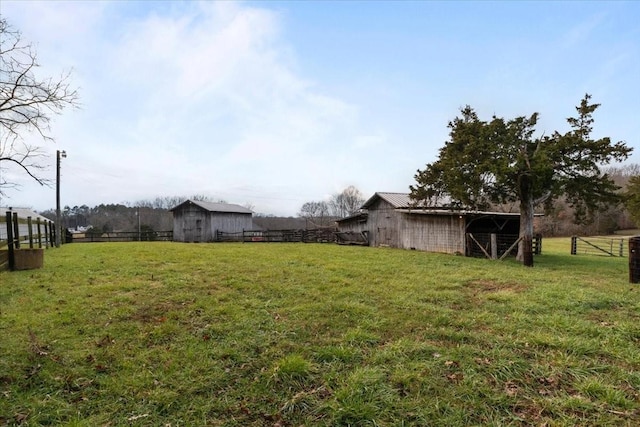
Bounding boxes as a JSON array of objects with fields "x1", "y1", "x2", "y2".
[{"x1": 1, "y1": 1, "x2": 381, "y2": 214}]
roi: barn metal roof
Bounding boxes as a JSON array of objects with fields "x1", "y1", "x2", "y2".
[
  {"x1": 169, "y1": 199, "x2": 253, "y2": 214},
  {"x1": 360, "y1": 193, "x2": 526, "y2": 217},
  {"x1": 361, "y1": 192, "x2": 452, "y2": 209},
  {"x1": 362, "y1": 192, "x2": 411, "y2": 209}
]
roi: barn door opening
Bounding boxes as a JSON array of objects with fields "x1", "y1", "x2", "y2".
[{"x1": 184, "y1": 216, "x2": 202, "y2": 242}]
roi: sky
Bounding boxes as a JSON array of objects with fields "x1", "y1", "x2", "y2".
[{"x1": 1, "y1": 0, "x2": 639, "y2": 216}]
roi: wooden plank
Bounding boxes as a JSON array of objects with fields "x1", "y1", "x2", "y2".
[{"x1": 499, "y1": 236, "x2": 523, "y2": 260}]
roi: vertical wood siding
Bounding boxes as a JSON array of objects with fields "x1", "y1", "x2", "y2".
[
  {"x1": 359, "y1": 198, "x2": 466, "y2": 254},
  {"x1": 399, "y1": 213, "x2": 465, "y2": 253},
  {"x1": 367, "y1": 199, "x2": 402, "y2": 248},
  {"x1": 208, "y1": 213, "x2": 253, "y2": 239},
  {"x1": 172, "y1": 205, "x2": 252, "y2": 242}
]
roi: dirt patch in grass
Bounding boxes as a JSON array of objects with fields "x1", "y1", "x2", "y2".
[
  {"x1": 464, "y1": 280, "x2": 528, "y2": 294},
  {"x1": 129, "y1": 301, "x2": 191, "y2": 323}
]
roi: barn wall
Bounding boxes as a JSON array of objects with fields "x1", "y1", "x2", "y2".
[
  {"x1": 172, "y1": 205, "x2": 253, "y2": 242},
  {"x1": 357, "y1": 195, "x2": 520, "y2": 254},
  {"x1": 209, "y1": 213, "x2": 253, "y2": 238},
  {"x1": 336, "y1": 216, "x2": 368, "y2": 234},
  {"x1": 172, "y1": 205, "x2": 209, "y2": 242},
  {"x1": 367, "y1": 199, "x2": 402, "y2": 248},
  {"x1": 399, "y1": 213, "x2": 465, "y2": 254}
]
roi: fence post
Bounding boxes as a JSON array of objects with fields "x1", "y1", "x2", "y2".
[
  {"x1": 6, "y1": 211, "x2": 15, "y2": 271},
  {"x1": 630, "y1": 237, "x2": 640, "y2": 283},
  {"x1": 535, "y1": 234, "x2": 542, "y2": 255},
  {"x1": 12, "y1": 212, "x2": 20, "y2": 250},
  {"x1": 28, "y1": 216, "x2": 34, "y2": 249},
  {"x1": 50, "y1": 221, "x2": 56, "y2": 247},
  {"x1": 490, "y1": 233, "x2": 498, "y2": 260},
  {"x1": 37, "y1": 218, "x2": 43, "y2": 248},
  {"x1": 620, "y1": 239, "x2": 624, "y2": 257},
  {"x1": 44, "y1": 221, "x2": 49, "y2": 248},
  {"x1": 571, "y1": 236, "x2": 577, "y2": 255}
]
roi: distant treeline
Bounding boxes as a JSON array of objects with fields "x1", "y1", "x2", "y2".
[
  {"x1": 38, "y1": 195, "x2": 321, "y2": 234},
  {"x1": 37, "y1": 166, "x2": 640, "y2": 237}
]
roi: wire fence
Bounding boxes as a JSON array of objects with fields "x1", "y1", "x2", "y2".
[{"x1": 466, "y1": 233, "x2": 542, "y2": 259}]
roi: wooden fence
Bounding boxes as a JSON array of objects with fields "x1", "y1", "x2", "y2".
[
  {"x1": 70, "y1": 230, "x2": 173, "y2": 243},
  {"x1": 216, "y1": 228, "x2": 337, "y2": 243},
  {"x1": 466, "y1": 233, "x2": 542, "y2": 260},
  {"x1": 1, "y1": 211, "x2": 56, "y2": 271},
  {"x1": 570, "y1": 236, "x2": 627, "y2": 257}
]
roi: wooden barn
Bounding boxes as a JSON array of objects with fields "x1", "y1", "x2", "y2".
[
  {"x1": 336, "y1": 192, "x2": 521, "y2": 256},
  {"x1": 170, "y1": 200, "x2": 253, "y2": 243},
  {"x1": 0, "y1": 207, "x2": 52, "y2": 241}
]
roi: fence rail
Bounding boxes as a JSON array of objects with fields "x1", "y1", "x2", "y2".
[
  {"x1": 70, "y1": 230, "x2": 173, "y2": 243},
  {"x1": 570, "y1": 236, "x2": 627, "y2": 257},
  {"x1": 216, "y1": 228, "x2": 337, "y2": 243},
  {"x1": 1, "y1": 210, "x2": 57, "y2": 271}
]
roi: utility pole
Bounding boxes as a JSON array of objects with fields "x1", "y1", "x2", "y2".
[{"x1": 55, "y1": 150, "x2": 67, "y2": 247}]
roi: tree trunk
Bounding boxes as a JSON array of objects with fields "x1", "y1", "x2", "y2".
[{"x1": 517, "y1": 195, "x2": 534, "y2": 267}]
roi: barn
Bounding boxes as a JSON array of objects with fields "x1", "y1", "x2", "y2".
[
  {"x1": 0, "y1": 207, "x2": 52, "y2": 242},
  {"x1": 336, "y1": 192, "x2": 522, "y2": 256},
  {"x1": 170, "y1": 200, "x2": 253, "y2": 243}
]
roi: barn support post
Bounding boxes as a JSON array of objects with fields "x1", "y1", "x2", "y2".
[
  {"x1": 12, "y1": 212, "x2": 20, "y2": 249},
  {"x1": 490, "y1": 233, "x2": 498, "y2": 260},
  {"x1": 571, "y1": 236, "x2": 577, "y2": 255},
  {"x1": 28, "y1": 216, "x2": 34, "y2": 248},
  {"x1": 6, "y1": 211, "x2": 15, "y2": 271}
]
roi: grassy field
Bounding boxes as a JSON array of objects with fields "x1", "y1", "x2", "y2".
[{"x1": 1, "y1": 239, "x2": 639, "y2": 426}]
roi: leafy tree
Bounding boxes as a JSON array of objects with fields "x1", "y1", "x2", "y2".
[
  {"x1": 410, "y1": 94, "x2": 631, "y2": 266},
  {"x1": 0, "y1": 18, "x2": 79, "y2": 195},
  {"x1": 624, "y1": 176, "x2": 640, "y2": 227}
]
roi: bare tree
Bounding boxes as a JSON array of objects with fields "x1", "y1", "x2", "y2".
[
  {"x1": 329, "y1": 185, "x2": 365, "y2": 218},
  {"x1": 298, "y1": 200, "x2": 331, "y2": 226},
  {"x1": 0, "y1": 18, "x2": 79, "y2": 195}
]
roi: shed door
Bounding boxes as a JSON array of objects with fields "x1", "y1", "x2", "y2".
[{"x1": 184, "y1": 216, "x2": 202, "y2": 242}]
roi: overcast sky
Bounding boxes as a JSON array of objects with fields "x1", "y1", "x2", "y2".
[{"x1": 1, "y1": 1, "x2": 639, "y2": 216}]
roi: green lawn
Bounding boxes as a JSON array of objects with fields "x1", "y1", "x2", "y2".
[{"x1": 1, "y1": 240, "x2": 639, "y2": 426}]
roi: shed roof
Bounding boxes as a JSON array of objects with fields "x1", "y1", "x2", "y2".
[
  {"x1": 170, "y1": 199, "x2": 253, "y2": 214},
  {"x1": 0, "y1": 207, "x2": 51, "y2": 223},
  {"x1": 360, "y1": 193, "x2": 526, "y2": 218},
  {"x1": 361, "y1": 192, "x2": 453, "y2": 209}
]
